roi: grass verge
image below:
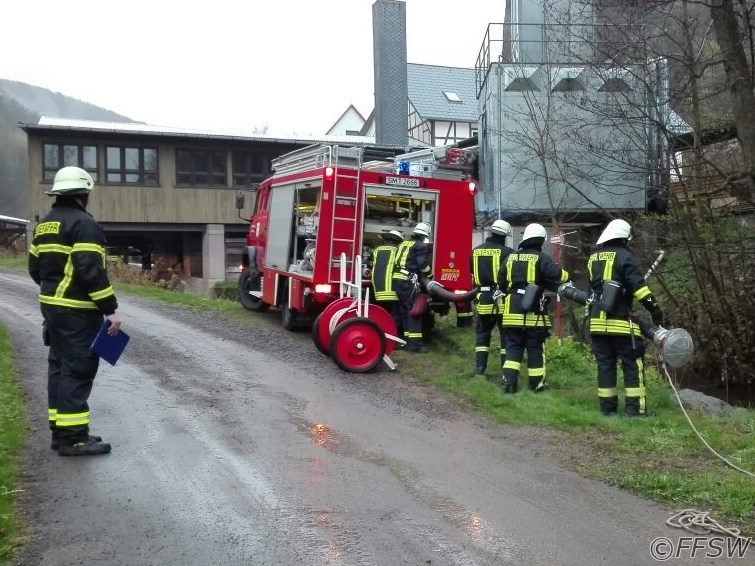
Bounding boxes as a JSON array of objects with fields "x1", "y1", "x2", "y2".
[
  {"x1": 0, "y1": 323, "x2": 27, "y2": 564},
  {"x1": 0, "y1": 253, "x2": 26, "y2": 271},
  {"x1": 395, "y1": 316, "x2": 755, "y2": 533}
]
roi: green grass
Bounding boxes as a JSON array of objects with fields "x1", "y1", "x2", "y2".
[
  {"x1": 116, "y1": 283, "x2": 243, "y2": 313},
  {"x1": 394, "y1": 316, "x2": 755, "y2": 531},
  {"x1": 0, "y1": 324, "x2": 27, "y2": 564},
  {"x1": 0, "y1": 253, "x2": 26, "y2": 271}
]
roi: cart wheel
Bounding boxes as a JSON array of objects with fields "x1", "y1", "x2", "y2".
[
  {"x1": 331, "y1": 317, "x2": 386, "y2": 373},
  {"x1": 315, "y1": 297, "x2": 358, "y2": 352},
  {"x1": 311, "y1": 313, "x2": 330, "y2": 356},
  {"x1": 364, "y1": 304, "x2": 398, "y2": 355}
]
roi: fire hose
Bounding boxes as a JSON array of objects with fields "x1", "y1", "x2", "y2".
[{"x1": 556, "y1": 280, "x2": 755, "y2": 480}]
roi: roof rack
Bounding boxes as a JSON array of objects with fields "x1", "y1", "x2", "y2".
[{"x1": 271, "y1": 144, "x2": 363, "y2": 176}]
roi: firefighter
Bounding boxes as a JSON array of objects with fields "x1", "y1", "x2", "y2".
[
  {"x1": 470, "y1": 219, "x2": 514, "y2": 375},
  {"x1": 371, "y1": 229, "x2": 404, "y2": 334},
  {"x1": 588, "y1": 219, "x2": 663, "y2": 417},
  {"x1": 393, "y1": 222, "x2": 433, "y2": 353},
  {"x1": 498, "y1": 223, "x2": 569, "y2": 393},
  {"x1": 28, "y1": 166, "x2": 121, "y2": 456}
]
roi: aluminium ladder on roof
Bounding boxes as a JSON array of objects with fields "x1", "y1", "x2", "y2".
[
  {"x1": 327, "y1": 146, "x2": 364, "y2": 284},
  {"x1": 271, "y1": 144, "x2": 363, "y2": 176}
]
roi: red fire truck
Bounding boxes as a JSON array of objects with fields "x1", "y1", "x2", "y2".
[{"x1": 236, "y1": 143, "x2": 477, "y2": 337}]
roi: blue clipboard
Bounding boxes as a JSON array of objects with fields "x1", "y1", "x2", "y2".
[{"x1": 90, "y1": 321, "x2": 130, "y2": 366}]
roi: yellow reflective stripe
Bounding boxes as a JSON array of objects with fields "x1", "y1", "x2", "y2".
[
  {"x1": 633, "y1": 286, "x2": 651, "y2": 301},
  {"x1": 29, "y1": 245, "x2": 39, "y2": 257},
  {"x1": 55, "y1": 254, "x2": 75, "y2": 298},
  {"x1": 375, "y1": 291, "x2": 398, "y2": 300},
  {"x1": 506, "y1": 255, "x2": 514, "y2": 287},
  {"x1": 502, "y1": 314, "x2": 525, "y2": 325},
  {"x1": 475, "y1": 346, "x2": 490, "y2": 352},
  {"x1": 405, "y1": 332, "x2": 423, "y2": 339},
  {"x1": 476, "y1": 304, "x2": 494, "y2": 315},
  {"x1": 90, "y1": 286, "x2": 115, "y2": 301},
  {"x1": 625, "y1": 387, "x2": 646, "y2": 397},
  {"x1": 457, "y1": 312, "x2": 474, "y2": 318},
  {"x1": 72, "y1": 242, "x2": 106, "y2": 254},
  {"x1": 527, "y1": 258, "x2": 536, "y2": 283},
  {"x1": 56, "y1": 412, "x2": 90, "y2": 427},
  {"x1": 559, "y1": 269, "x2": 569, "y2": 284},
  {"x1": 528, "y1": 367, "x2": 545, "y2": 377},
  {"x1": 500, "y1": 348, "x2": 506, "y2": 354},
  {"x1": 589, "y1": 319, "x2": 642, "y2": 336},
  {"x1": 36, "y1": 243, "x2": 72, "y2": 254},
  {"x1": 503, "y1": 360, "x2": 521, "y2": 371},
  {"x1": 392, "y1": 273, "x2": 409, "y2": 280},
  {"x1": 602, "y1": 255, "x2": 615, "y2": 281},
  {"x1": 598, "y1": 387, "x2": 618, "y2": 397},
  {"x1": 48, "y1": 408, "x2": 57, "y2": 422},
  {"x1": 39, "y1": 295, "x2": 98, "y2": 309}
]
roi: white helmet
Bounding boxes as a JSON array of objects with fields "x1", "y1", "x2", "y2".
[
  {"x1": 521, "y1": 223, "x2": 547, "y2": 243},
  {"x1": 385, "y1": 229, "x2": 404, "y2": 242},
  {"x1": 47, "y1": 166, "x2": 95, "y2": 196},
  {"x1": 413, "y1": 222, "x2": 432, "y2": 237},
  {"x1": 596, "y1": 219, "x2": 632, "y2": 245},
  {"x1": 490, "y1": 219, "x2": 512, "y2": 237}
]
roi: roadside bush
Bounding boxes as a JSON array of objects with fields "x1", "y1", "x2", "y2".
[
  {"x1": 634, "y1": 207, "x2": 755, "y2": 403},
  {"x1": 108, "y1": 258, "x2": 187, "y2": 293}
]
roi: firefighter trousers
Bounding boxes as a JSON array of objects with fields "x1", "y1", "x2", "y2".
[
  {"x1": 474, "y1": 313, "x2": 506, "y2": 373},
  {"x1": 376, "y1": 299, "x2": 402, "y2": 338},
  {"x1": 591, "y1": 334, "x2": 647, "y2": 415},
  {"x1": 395, "y1": 280, "x2": 423, "y2": 349},
  {"x1": 41, "y1": 304, "x2": 103, "y2": 445},
  {"x1": 456, "y1": 301, "x2": 474, "y2": 327},
  {"x1": 502, "y1": 327, "x2": 548, "y2": 392}
]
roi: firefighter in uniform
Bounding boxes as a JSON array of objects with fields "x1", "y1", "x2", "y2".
[
  {"x1": 498, "y1": 223, "x2": 569, "y2": 393},
  {"x1": 28, "y1": 166, "x2": 121, "y2": 456},
  {"x1": 393, "y1": 222, "x2": 433, "y2": 353},
  {"x1": 470, "y1": 219, "x2": 514, "y2": 375},
  {"x1": 370, "y1": 229, "x2": 404, "y2": 334},
  {"x1": 588, "y1": 219, "x2": 663, "y2": 416}
]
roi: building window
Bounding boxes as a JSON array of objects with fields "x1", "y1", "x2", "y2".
[
  {"x1": 43, "y1": 143, "x2": 98, "y2": 181},
  {"x1": 442, "y1": 91, "x2": 462, "y2": 102},
  {"x1": 232, "y1": 151, "x2": 269, "y2": 187},
  {"x1": 176, "y1": 149, "x2": 227, "y2": 187},
  {"x1": 106, "y1": 146, "x2": 159, "y2": 185}
]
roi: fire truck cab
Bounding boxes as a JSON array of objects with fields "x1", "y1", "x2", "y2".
[{"x1": 237, "y1": 143, "x2": 476, "y2": 330}]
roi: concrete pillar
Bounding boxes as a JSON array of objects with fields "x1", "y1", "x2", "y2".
[{"x1": 203, "y1": 223, "x2": 225, "y2": 293}]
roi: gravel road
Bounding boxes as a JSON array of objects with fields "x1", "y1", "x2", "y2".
[{"x1": 0, "y1": 268, "x2": 718, "y2": 565}]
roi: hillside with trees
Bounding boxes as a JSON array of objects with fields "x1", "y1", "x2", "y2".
[{"x1": 0, "y1": 78, "x2": 133, "y2": 218}]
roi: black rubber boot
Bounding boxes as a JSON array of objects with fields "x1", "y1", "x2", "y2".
[
  {"x1": 58, "y1": 437, "x2": 112, "y2": 456},
  {"x1": 502, "y1": 377, "x2": 518, "y2": 394},
  {"x1": 528, "y1": 376, "x2": 547, "y2": 392},
  {"x1": 475, "y1": 352, "x2": 487, "y2": 376},
  {"x1": 406, "y1": 340, "x2": 429, "y2": 354},
  {"x1": 51, "y1": 433, "x2": 102, "y2": 450}
]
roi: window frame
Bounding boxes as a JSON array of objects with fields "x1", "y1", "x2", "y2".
[
  {"x1": 175, "y1": 148, "x2": 228, "y2": 188},
  {"x1": 105, "y1": 145, "x2": 160, "y2": 186},
  {"x1": 42, "y1": 143, "x2": 99, "y2": 182},
  {"x1": 232, "y1": 150, "x2": 270, "y2": 188}
]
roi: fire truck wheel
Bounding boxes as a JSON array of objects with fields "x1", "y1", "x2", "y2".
[
  {"x1": 331, "y1": 317, "x2": 386, "y2": 373},
  {"x1": 237, "y1": 270, "x2": 269, "y2": 312},
  {"x1": 311, "y1": 313, "x2": 330, "y2": 356},
  {"x1": 281, "y1": 297, "x2": 298, "y2": 331}
]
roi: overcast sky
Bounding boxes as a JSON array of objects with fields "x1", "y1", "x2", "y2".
[{"x1": 2, "y1": 0, "x2": 504, "y2": 135}]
